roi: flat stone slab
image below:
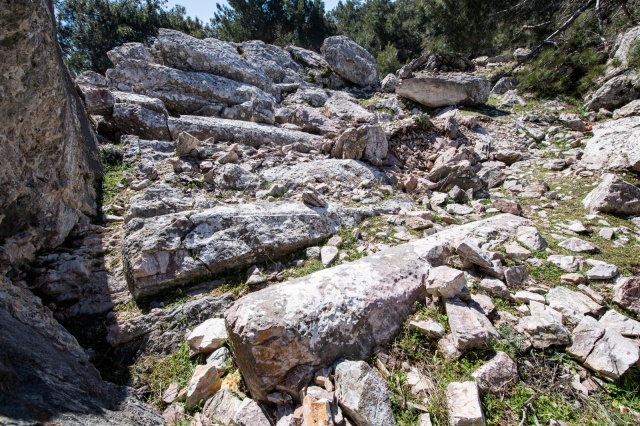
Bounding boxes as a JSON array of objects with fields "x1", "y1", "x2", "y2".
[
  {"x1": 225, "y1": 214, "x2": 527, "y2": 401},
  {"x1": 558, "y1": 238, "x2": 600, "y2": 253},
  {"x1": 168, "y1": 115, "x2": 322, "y2": 148},
  {"x1": 123, "y1": 202, "x2": 365, "y2": 298},
  {"x1": 396, "y1": 72, "x2": 490, "y2": 108},
  {"x1": 546, "y1": 286, "x2": 604, "y2": 326},
  {"x1": 581, "y1": 117, "x2": 640, "y2": 172},
  {"x1": 583, "y1": 329, "x2": 639, "y2": 380},
  {"x1": 261, "y1": 159, "x2": 388, "y2": 186},
  {"x1": 446, "y1": 381, "x2": 485, "y2": 426},
  {"x1": 446, "y1": 297, "x2": 500, "y2": 350},
  {"x1": 599, "y1": 310, "x2": 640, "y2": 338}
]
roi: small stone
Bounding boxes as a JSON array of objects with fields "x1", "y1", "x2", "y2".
[
  {"x1": 176, "y1": 131, "x2": 200, "y2": 157},
  {"x1": 504, "y1": 265, "x2": 528, "y2": 288},
  {"x1": 585, "y1": 260, "x2": 618, "y2": 280},
  {"x1": 206, "y1": 346, "x2": 231, "y2": 373},
  {"x1": 566, "y1": 316, "x2": 605, "y2": 362},
  {"x1": 302, "y1": 190, "x2": 327, "y2": 208},
  {"x1": 446, "y1": 297, "x2": 499, "y2": 350},
  {"x1": 548, "y1": 255, "x2": 583, "y2": 272},
  {"x1": 409, "y1": 319, "x2": 446, "y2": 339},
  {"x1": 187, "y1": 318, "x2": 228, "y2": 356},
  {"x1": 504, "y1": 242, "x2": 531, "y2": 260},
  {"x1": 162, "y1": 382, "x2": 180, "y2": 404},
  {"x1": 567, "y1": 221, "x2": 588, "y2": 234},
  {"x1": 162, "y1": 403, "x2": 186, "y2": 425},
  {"x1": 469, "y1": 294, "x2": 495, "y2": 316},
  {"x1": 558, "y1": 238, "x2": 599, "y2": 253},
  {"x1": 320, "y1": 246, "x2": 339, "y2": 267},
  {"x1": 612, "y1": 276, "x2": 640, "y2": 315},
  {"x1": 326, "y1": 235, "x2": 342, "y2": 247},
  {"x1": 456, "y1": 238, "x2": 493, "y2": 268},
  {"x1": 547, "y1": 286, "x2": 604, "y2": 326},
  {"x1": 234, "y1": 398, "x2": 272, "y2": 426},
  {"x1": 577, "y1": 284, "x2": 605, "y2": 305},
  {"x1": 492, "y1": 199, "x2": 522, "y2": 215},
  {"x1": 447, "y1": 204, "x2": 474, "y2": 216},
  {"x1": 599, "y1": 227, "x2": 615, "y2": 240},
  {"x1": 424, "y1": 266, "x2": 468, "y2": 298},
  {"x1": 267, "y1": 392, "x2": 293, "y2": 406},
  {"x1": 517, "y1": 226, "x2": 547, "y2": 250},
  {"x1": 560, "y1": 273, "x2": 585, "y2": 284},
  {"x1": 202, "y1": 388, "x2": 242, "y2": 424},
  {"x1": 306, "y1": 246, "x2": 321, "y2": 260},
  {"x1": 599, "y1": 310, "x2": 640, "y2": 338},
  {"x1": 471, "y1": 352, "x2": 518, "y2": 395},
  {"x1": 446, "y1": 381, "x2": 485, "y2": 426},
  {"x1": 513, "y1": 291, "x2": 545, "y2": 305},
  {"x1": 479, "y1": 278, "x2": 510, "y2": 298},
  {"x1": 186, "y1": 364, "x2": 221, "y2": 409}
]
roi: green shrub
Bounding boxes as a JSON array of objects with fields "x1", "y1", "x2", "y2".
[{"x1": 377, "y1": 43, "x2": 401, "y2": 76}]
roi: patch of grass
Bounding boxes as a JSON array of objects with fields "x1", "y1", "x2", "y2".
[
  {"x1": 283, "y1": 259, "x2": 323, "y2": 280},
  {"x1": 528, "y1": 262, "x2": 565, "y2": 286},
  {"x1": 99, "y1": 162, "x2": 128, "y2": 209},
  {"x1": 130, "y1": 342, "x2": 199, "y2": 408}
]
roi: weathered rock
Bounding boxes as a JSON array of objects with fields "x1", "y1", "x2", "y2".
[
  {"x1": 261, "y1": 159, "x2": 388, "y2": 187},
  {"x1": 585, "y1": 260, "x2": 619, "y2": 280},
  {"x1": 202, "y1": 388, "x2": 242, "y2": 425},
  {"x1": 240, "y1": 40, "x2": 304, "y2": 84},
  {"x1": 168, "y1": 115, "x2": 322, "y2": 148},
  {"x1": 302, "y1": 190, "x2": 328, "y2": 208},
  {"x1": 206, "y1": 164, "x2": 262, "y2": 190},
  {"x1": 546, "y1": 286, "x2": 604, "y2": 326},
  {"x1": 472, "y1": 352, "x2": 518, "y2": 394},
  {"x1": 516, "y1": 302, "x2": 570, "y2": 349},
  {"x1": 599, "y1": 310, "x2": 640, "y2": 338},
  {"x1": 513, "y1": 291, "x2": 545, "y2": 305},
  {"x1": 107, "y1": 42, "x2": 153, "y2": 66},
  {"x1": 334, "y1": 360, "x2": 395, "y2": 426},
  {"x1": 321, "y1": 245, "x2": 339, "y2": 267},
  {"x1": 324, "y1": 92, "x2": 376, "y2": 123},
  {"x1": 107, "y1": 59, "x2": 276, "y2": 123},
  {"x1": 234, "y1": 397, "x2": 272, "y2": 426},
  {"x1": 581, "y1": 117, "x2": 640, "y2": 172},
  {"x1": 381, "y1": 73, "x2": 400, "y2": 93},
  {"x1": 226, "y1": 214, "x2": 527, "y2": 401},
  {"x1": 409, "y1": 319, "x2": 446, "y2": 339},
  {"x1": 446, "y1": 381, "x2": 485, "y2": 426},
  {"x1": 558, "y1": 238, "x2": 600, "y2": 253},
  {"x1": 613, "y1": 99, "x2": 640, "y2": 119},
  {"x1": 567, "y1": 316, "x2": 605, "y2": 362},
  {"x1": 112, "y1": 101, "x2": 170, "y2": 140},
  {"x1": 585, "y1": 72, "x2": 640, "y2": 112},
  {"x1": 582, "y1": 173, "x2": 640, "y2": 215},
  {"x1": 445, "y1": 297, "x2": 500, "y2": 350},
  {"x1": 491, "y1": 77, "x2": 517, "y2": 95},
  {"x1": 516, "y1": 226, "x2": 547, "y2": 251},
  {"x1": 424, "y1": 265, "x2": 468, "y2": 299},
  {"x1": 321, "y1": 36, "x2": 380, "y2": 87},
  {"x1": 186, "y1": 364, "x2": 222, "y2": 409},
  {"x1": 456, "y1": 238, "x2": 493, "y2": 268},
  {"x1": 288, "y1": 107, "x2": 341, "y2": 135},
  {"x1": 504, "y1": 265, "x2": 528, "y2": 288},
  {"x1": 188, "y1": 318, "x2": 228, "y2": 356},
  {"x1": 612, "y1": 276, "x2": 640, "y2": 314},
  {"x1": 396, "y1": 72, "x2": 490, "y2": 108},
  {"x1": 547, "y1": 255, "x2": 583, "y2": 272},
  {"x1": 1, "y1": 0, "x2": 101, "y2": 269},
  {"x1": 492, "y1": 199, "x2": 522, "y2": 215},
  {"x1": 583, "y1": 329, "x2": 639, "y2": 380},
  {"x1": 153, "y1": 29, "x2": 273, "y2": 91},
  {"x1": 123, "y1": 202, "x2": 361, "y2": 298},
  {"x1": 479, "y1": 278, "x2": 510, "y2": 298}
]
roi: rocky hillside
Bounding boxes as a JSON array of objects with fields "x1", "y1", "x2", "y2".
[{"x1": 2, "y1": 9, "x2": 640, "y2": 426}]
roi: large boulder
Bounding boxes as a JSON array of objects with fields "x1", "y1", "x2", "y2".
[
  {"x1": 331, "y1": 125, "x2": 388, "y2": 164},
  {"x1": 581, "y1": 116, "x2": 640, "y2": 172},
  {"x1": 321, "y1": 36, "x2": 380, "y2": 87},
  {"x1": 239, "y1": 40, "x2": 304, "y2": 84},
  {"x1": 225, "y1": 214, "x2": 527, "y2": 401},
  {"x1": 582, "y1": 173, "x2": 640, "y2": 215},
  {"x1": 604, "y1": 25, "x2": 640, "y2": 79},
  {"x1": 584, "y1": 72, "x2": 640, "y2": 111},
  {"x1": 153, "y1": 29, "x2": 273, "y2": 91},
  {"x1": 0, "y1": 0, "x2": 101, "y2": 269},
  {"x1": 107, "y1": 59, "x2": 276, "y2": 123},
  {"x1": 122, "y1": 202, "x2": 366, "y2": 298},
  {"x1": 396, "y1": 72, "x2": 490, "y2": 108},
  {"x1": 168, "y1": 115, "x2": 322, "y2": 148}
]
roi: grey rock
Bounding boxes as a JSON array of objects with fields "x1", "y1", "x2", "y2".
[
  {"x1": 112, "y1": 101, "x2": 170, "y2": 140},
  {"x1": 494, "y1": 150, "x2": 521, "y2": 165},
  {"x1": 107, "y1": 59, "x2": 276, "y2": 123},
  {"x1": 446, "y1": 297, "x2": 500, "y2": 350},
  {"x1": 168, "y1": 115, "x2": 322, "y2": 147},
  {"x1": 202, "y1": 388, "x2": 242, "y2": 425},
  {"x1": 154, "y1": 29, "x2": 273, "y2": 91},
  {"x1": 186, "y1": 363, "x2": 221, "y2": 409},
  {"x1": 456, "y1": 238, "x2": 493, "y2": 268},
  {"x1": 513, "y1": 291, "x2": 545, "y2": 305},
  {"x1": 321, "y1": 36, "x2": 380, "y2": 87},
  {"x1": 479, "y1": 278, "x2": 510, "y2": 298},
  {"x1": 567, "y1": 316, "x2": 605, "y2": 362},
  {"x1": 613, "y1": 99, "x2": 640, "y2": 119},
  {"x1": 325, "y1": 92, "x2": 376, "y2": 123},
  {"x1": 123, "y1": 202, "x2": 364, "y2": 298},
  {"x1": 207, "y1": 347, "x2": 232, "y2": 373},
  {"x1": 332, "y1": 125, "x2": 388, "y2": 164},
  {"x1": 234, "y1": 398, "x2": 272, "y2": 426},
  {"x1": 547, "y1": 255, "x2": 583, "y2": 272},
  {"x1": 287, "y1": 106, "x2": 341, "y2": 135},
  {"x1": 583, "y1": 329, "x2": 639, "y2": 380},
  {"x1": 446, "y1": 381, "x2": 485, "y2": 426},
  {"x1": 396, "y1": 72, "x2": 490, "y2": 108},
  {"x1": 321, "y1": 245, "x2": 339, "y2": 267},
  {"x1": 239, "y1": 40, "x2": 304, "y2": 84},
  {"x1": 612, "y1": 276, "x2": 640, "y2": 315},
  {"x1": 581, "y1": 116, "x2": 640, "y2": 172},
  {"x1": 582, "y1": 173, "x2": 640, "y2": 215},
  {"x1": 585, "y1": 260, "x2": 619, "y2": 280},
  {"x1": 558, "y1": 237, "x2": 600, "y2": 253},
  {"x1": 491, "y1": 77, "x2": 517, "y2": 95},
  {"x1": 381, "y1": 73, "x2": 400, "y2": 93},
  {"x1": 302, "y1": 190, "x2": 328, "y2": 208},
  {"x1": 472, "y1": 352, "x2": 518, "y2": 394},
  {"x1": 585, "y1": 72, "x2": 640, "y2": 112},
  {"x1": 547, "y1": 286, "x2": 604, "y2": 326},
  {"x1": 409, "y1": 319, "x2": 446, "y2": 339},
  {"x1": 226, "y1": 214, "x2": 527, "y2": 401},
  {"x1": 334, "y1": 360, "x2": 395, "y2": 426},
  {"x1": 287, "y1": 45, "x2": 330, "y2": 69},
  {"x1": 107, "y1": 42, "x2": 153, "y2": 66},
  {"x1": 77, "y1": 85, "x2": 115, "y2": 115},
  {"x1": 424, "y1": 265, "x2": 468, "y2": 299},
  {"x1": 504, "y1": 265, "x2": 528, "y2": 288},
  {"x1": 187, "y1": 317, "x2": 228, "y2": 356},
  {"x1": 261, "y1": 159, "x2": 388, "y2": 187},
  {"x1": 599, "y1": 310, "x2": 640, "y2": 338},
  {"x1": 206, "y1": 164, "x2": 262, "y2": 190},
  {"x1": 516, "y1": 303, "x2": 570, "y2": 349},
  {"x1": 293, "y1": 86, "x2": 329, "y2": 107}
]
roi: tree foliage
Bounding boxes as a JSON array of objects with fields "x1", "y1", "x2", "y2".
[
  {"x1": 55, "y1": 0, "x2": 210, "y2": 75},
  {"x1": 211, "y1": 0, "x2": 333, "y2": 51}
]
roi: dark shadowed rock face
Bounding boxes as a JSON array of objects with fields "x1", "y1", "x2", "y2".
[
  {"x1": 0, "y1": 0, "x2": 101, "y2": 271},
  {"x1": 0, "y1": 2, "x2": 162, "y2": 425}
]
